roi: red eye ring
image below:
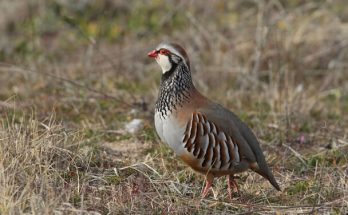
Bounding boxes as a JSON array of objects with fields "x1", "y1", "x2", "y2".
[{"x1": 159, "y1": 49, "x2": 169, "y2": 55}]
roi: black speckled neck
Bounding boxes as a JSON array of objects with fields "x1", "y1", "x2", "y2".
[{"x1": 155, "y1": 63, "x2": 194, "y2": 118}]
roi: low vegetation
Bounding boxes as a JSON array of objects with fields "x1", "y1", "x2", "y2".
[{"x1": 0, "y1": 0, "x2": 347, "y2": 214}]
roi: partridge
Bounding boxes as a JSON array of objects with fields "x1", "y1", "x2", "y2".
[{"x1": 148, "y1": 42, "x2": 281, "y2": 199}]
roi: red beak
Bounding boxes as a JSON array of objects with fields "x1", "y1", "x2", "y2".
[{"x1": 147, "y1": 49, "x2": 158, "y2": 58}]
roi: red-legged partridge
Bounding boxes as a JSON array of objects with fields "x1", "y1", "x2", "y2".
[{"x1": 148, "y1": 42, "x2": 281, "y2": 199}]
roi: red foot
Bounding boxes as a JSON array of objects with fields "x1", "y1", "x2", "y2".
[
  {"x1": 201, "y1": 175, "x2": 214, "y2": 198},
  {"x1": 227, "y1": 175, "x2": 240, "y2": 200}
]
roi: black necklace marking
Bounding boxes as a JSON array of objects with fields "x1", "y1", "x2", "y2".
[{"x1": 155, "y1": 62, "x2": 193, "y2": 118}]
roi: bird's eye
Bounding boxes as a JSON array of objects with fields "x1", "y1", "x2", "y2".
[{"x1": 159, "y1": 49, "x2": 169, "y2": 55}]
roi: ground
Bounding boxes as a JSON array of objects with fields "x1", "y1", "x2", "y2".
[{"x1": 0, "y1": 0, "x2": 347, "y2": 214}]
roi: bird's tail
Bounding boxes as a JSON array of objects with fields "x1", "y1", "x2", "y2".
[{"x1": 253, "y1": 166, "x2": 281, "y2": 191}]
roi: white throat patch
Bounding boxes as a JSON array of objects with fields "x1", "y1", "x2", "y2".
[{"x1": 156, "y1": 54, "x2": 172, "y2": 74}]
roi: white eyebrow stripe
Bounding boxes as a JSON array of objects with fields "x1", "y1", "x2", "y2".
[{"x1": 156, "y1": 43, "x2": 188, "y2": 68}]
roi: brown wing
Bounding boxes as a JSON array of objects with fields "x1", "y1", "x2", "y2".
[
  {"x1": 182, "y1": 112, "x2": 241, "y2": 171},
  {"x1": 198, "y1": 104, "x2": 281, "y2": 191}
]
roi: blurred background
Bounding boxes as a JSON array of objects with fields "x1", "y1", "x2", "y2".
[{"x1": 0, "y1": 0, "x2": 347, "y2": 214}]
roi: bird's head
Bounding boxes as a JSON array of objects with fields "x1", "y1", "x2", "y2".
[{"x1": 148, "y1": 42, "x2": 190, "y2": 74}]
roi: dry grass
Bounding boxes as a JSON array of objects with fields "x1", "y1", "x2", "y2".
[{"x1": 0, "y1": 0, "x2": 347, "y2": 214}]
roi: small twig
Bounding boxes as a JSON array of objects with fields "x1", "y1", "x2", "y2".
[
  {"x1": 119, "y1": 162, "x2": 161, "y2": 178},
  {"x1": 283, "y1": 144, "x2": 308, "y2": 167},
  {"x1": 337, "y1": 139, "x2": 348, "y2": 146},
  {"x1": 113, "y1": 167, "x2": 119, "y2": 177},
  {"x1": 141, "y1": 162, "x2": 162, "y2": 177}
]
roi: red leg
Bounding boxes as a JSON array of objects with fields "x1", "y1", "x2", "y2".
[
  {"x1": 201, "y1": 174, "x2": 214, "y2": 198},
  {"x1": 227, "y1": 175, "x2": 240, "y2": 200}
]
